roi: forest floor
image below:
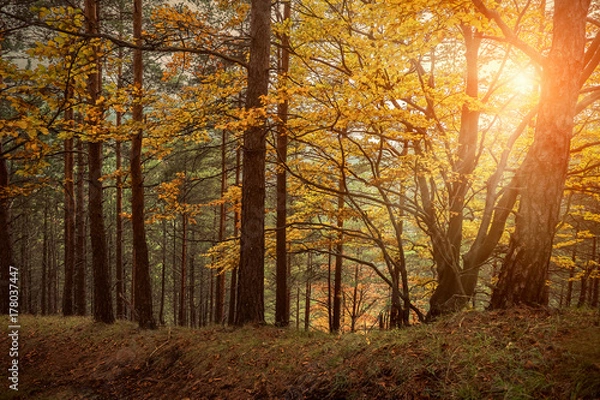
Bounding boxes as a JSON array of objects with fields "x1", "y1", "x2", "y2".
[{"x1": 1, "y1": 308, "x2": 599, "y2": 400}]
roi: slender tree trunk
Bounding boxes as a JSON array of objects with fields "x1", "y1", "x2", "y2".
[
  {"x1": 189, "y1": 236, "x2": 196, "y2": 328},
  {"x1": 235, "y1": 0, "x2": 271, "y2": 326},
  {"x1": 228, "y1": 147, "x2": 241, "y2": 325},
  {"x1": 178, "y1": 213, "x2": 187, "y2": 326},
  {"x1": 131, "y1": 0, "x2": 156, "y2": 329},
  {"x1": 566, "y1": 249, "x2": 575, "y2": 307},
  {"x1": 350, "y1": 264, "x2": 359, "y2": 333},
  {"x1": 74, "y1": 138, "x2": 87, "y2": 315},
  {"x1": 115, "y1": 139, "x2": 124, "y2": 318},
  {"x1": 42, "y1": 205, "x2": 48, "y2": 315},
  {"x1": 159, "y1": 219, "x2": 167, "y2": 325},
  {"x1": 114, "y1": 1, "x2": 125, "y2": 322},
  {"x1": 296, "y1": 287, "x2": 300, "y2": 330},
  {"x1": 275, "y1": 0, "x2": 291, "y2": 328},
  {"x1": 19, "y1": 216, "x2": 29, "y2": 313},
  {"x1": 304, "y1": 253, "x2": 312, "y2": 331},
  {"x1": 215, "y1": 132, "x2": 227, "y2": 324},
  {"x1": 172, "y1": 220, "x2": 178, "y2": 325},
  {"x1": 0, "y1": 142, "x2": 14, "y2": 314},
  {"x1": 327, "y1": 242, "x2": 333, "y2": 331},
  {"x1": 332, "y1": 181, "x2": 344, "y2": 332},
  {"x1": 63, "y1": 98, "x2": 75, "y2": 316},
  {"x1": 50, "y1": 215, "x2": 58, "y2": 313},
  {"x1": 578, "y1": 268, "x2": 589, "y2": 308},
  {"x1": 490, "y1": 0, "x2": 591, "y2": 309}
]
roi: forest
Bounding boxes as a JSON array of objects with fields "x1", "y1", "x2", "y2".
[{"x1": 1, "y1": 0, "x2": 600, "y2": 334}]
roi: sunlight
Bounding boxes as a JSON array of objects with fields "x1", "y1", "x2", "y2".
[{"x1": 509, "y1": 70, "x2": 538, "y2": 95}]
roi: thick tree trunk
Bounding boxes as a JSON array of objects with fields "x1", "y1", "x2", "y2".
[
  {"x1": 85, "y1": 0, "x2": 114, "y2": 324},
  {"x1": 275, "y1": 0, "x2": 291, "y2": 328},
  {"x1": 235, "y1": 0, "x2": 271, "y2": 326},
  {"x1": 490, "y1": 0, "x2": 591, "y2": 309},
  {"x1": 131, "y1": 0, "x2": 156, "y2": 330}
]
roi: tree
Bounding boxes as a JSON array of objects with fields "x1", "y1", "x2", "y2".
[
  {"x1": 483, "y1": 0, "x2": 593, "y2": 308},
  {"x1": 131, "y1": 0, "x2": 156, "y2": 329},
  {"x1": 0, "y1": 142, "x2": 13, "y2": 315},
  {"x1": 85, "y1": 0, "x2": 115, "y2": 324},
  {"x1": 275, "y1": 0, "x2": 291, "y2": 327},
  {"x1": 235, "y1": 0, "x2": 272, "y2": 326},
  {"x1": 62, "y1": 86, "x2": 75, "y2": 316}
]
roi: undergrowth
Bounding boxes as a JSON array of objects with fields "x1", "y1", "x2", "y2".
[{"x1": 1, "y1": 308, "x2": 599, "y2": 399}]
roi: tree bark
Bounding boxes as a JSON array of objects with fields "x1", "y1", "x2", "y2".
[
  {"x1": 490, "y1": 0, "x2": 591, "y2": 309},
  {"x1": 275, "y1": 0, "x2": 291, "y2": 328},
  {"x1": 85, "y1": 0, "x2": 114, "y2": 324},
  {"x1": 332, "y1": 179, "x2": 344, "y2": 332},
  {"x1": 228, "y1": 147, "x2": 241, "y2": 325},
  {"x1": 0, "y1": 142, "x2": 13, "y2": 314},
  {"x1": 130, "y1": 0, "x2": 156, "y2": 329},
  {"x1": 304, "y1": 253, "x2": 312, "y2": 331},
  {"x1": 159, "y1": 219, "x2": 167, "y2": 325},
  {"x1": 62, "y1": 95, "x2": 75, "y2": 316},
  {"x1": 427, "y1": 25, "x2": 481, "y2": 318},
  {"x1": 179, "y1": 213, "x2": 187, "y2": 326},
  {"x1": 215, "y1": 131, "x2": 227, "y2": 324},
  {"x1": 74, "y1": 138, "x2": 87, "y2": 315},
  {"x1": 235, "y1": 0, "x2": 271, "y2": 326},
  {"x1": 115, "y1": 139, "x2": 124, "y2": 318}
]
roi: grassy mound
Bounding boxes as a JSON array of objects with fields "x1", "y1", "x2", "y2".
[{"x1": 1, "y1": 308, "x2": 599, "y2": 399}]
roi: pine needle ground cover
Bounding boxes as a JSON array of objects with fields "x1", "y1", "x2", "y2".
[{"x1": 1, "y1": 309, "x2": 599, "y2": 399}]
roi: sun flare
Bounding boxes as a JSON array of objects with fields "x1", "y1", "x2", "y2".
[{"x1": 510, "y1": 70, "x2": 538, "y2": 94}]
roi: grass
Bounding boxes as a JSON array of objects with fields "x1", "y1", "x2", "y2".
[{"x1": 0, "y1": 308, "x2": 599, "y2": 399}]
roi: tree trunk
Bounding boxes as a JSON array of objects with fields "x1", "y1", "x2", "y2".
[
  {"x1": 235, "y1": 0, "x2": 271, "y2": 326},
  {"x1": 0, "y1": 142, "x2": 14, "y2": 314},
  {"x1": 172, "y1": 220, "x2": 178, "y2": 325},
  {"x1": 215, "y1": 131, "x2": 227, "y2": 324},
  {"x1": 228, "y1": 147, "x2": 241, "y2": 325},
  {"x1": 490, "y1": 0, "x2": 591, "y2": 309},
  {"x1": 179, "y1": 213, "x2": 187, "y2": 326},
  {"x1": 428, "y1": 25, "x2": 480, "y2": 318},
  {"x1": 159, "y1": 219, "x2": 167, "y2": 325},
  {"x1": 131, "y1": 0, "x2": 156, "y2": 330},
  {"x1": 304, "y1": 253, "x2": 312, "y2": 331},
  {"x1": 85, "y1": 0, "x2": 114, "y2": 324},
  {"x1": 332, "y1": 181, "x2": 344, "y2": 332},
  {"x1": 115, "y1": 139, "x2": 124, "y2": 318},
  {"x1": 62, "y1": 99, "x2": 75, "y2": 316},
  {"x1": 275, "y1": 0, "x2": 291, "y2": 328},
  {"x1": 189, "y1": 237, "x2": 196, "y2": 328},
  {"x1": 42, "y1": 205, "x2": 48, "y2": 315},
  {"x1": 74, "y1": 138, "x2": 87, "y2": 315}
]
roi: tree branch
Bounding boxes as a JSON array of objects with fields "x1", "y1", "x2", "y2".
[{"x1": 471, "y1": 0, "x2": 545, "y2": 65}]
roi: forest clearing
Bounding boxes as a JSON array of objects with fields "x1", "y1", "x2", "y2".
[{"x1": 1, "y1": 309, "x2": 599, "y2": 399}]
